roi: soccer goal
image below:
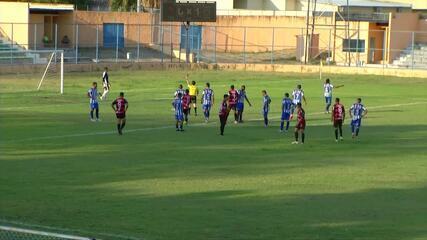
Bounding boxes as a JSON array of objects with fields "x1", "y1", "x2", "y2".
[
  {"x1": 0, "y1": 225, "x2": 93, "y2": 240},
  {"x1": 36, "y1": 50, "x2": 64, "y2": 94}
]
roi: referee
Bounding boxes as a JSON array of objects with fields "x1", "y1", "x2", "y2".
[{"x1": 185, "y1": 74, "x2": 199, "y2": 116}]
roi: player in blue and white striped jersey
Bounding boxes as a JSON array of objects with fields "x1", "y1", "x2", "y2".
[
  {"x1": 262, "y1": 90, "x2": 272, "y2": 127},
  {"x1": 236, "y1": 85, "x2": 252, "y2": 123},
  {"x1": 291, "y1": 84, "x2": 306, "y2": 119},
  {"x1": 172, "y1": 93, "x2": 184, "y2": 131},
  {"x1": 349, "y1": 98, "x2": 368, "y2": 139},
  {"x1": 87, "y1": 82, "x2": 101, "y2": 122},
  {"x1": 201, "y1": 82, "x2": 214, "y2": 123},
  {"x1": 323, "y1": 78, "x2": 343, "y2": 113},
  {"x1": 280, "y1": 93, "x2": 293, "y2": 132}
]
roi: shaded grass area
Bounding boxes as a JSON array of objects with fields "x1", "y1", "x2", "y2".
[{"x1": 0, "y1": 70, "x2": 427, "y2": 240}]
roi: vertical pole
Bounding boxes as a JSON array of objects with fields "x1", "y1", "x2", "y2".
[
  {"x1": 214, "y1": 25, "x2": 217, "y2": 63},
  {"x1": 60, "y1": 51, "x2": 64, "y2": 94},
  {"x1": 328, "y1": 29, "x2": 331, "y2": 65},
  {"x1": 347, "y1": 0, "x2": 351, "y2": 66},
  {"x1": 186, "y1": 22, "x2": 190, "y2": 64},
  {"x1": 75, "y1": 24, "x2": 79, "y2": 64},
  {"x1": 161, "y1": 24, "x2": 164, "y2": 63},
  {"x1": 169, "y1": 23, "x2": 173, "y2": 62},
  {"x1": 271, "y1": 27, "x2": 275, "y2": 65},
  {"x1": 55, "y1": 24, "x2": 58, "y2": 51},
  {"x1": 411, "y1": 31, "x2": 415, "y2": 70},
  {"x1": 243, "y1": 27, "x2": 246, "y2": 64},
  {"x1": 304, "y1": 0, "x2": 311, "y2": 64},
  {"x1": 34, "y1": 23, "x2": 37, "y2": 50},
  {"x1": 115, "y1": 24, "x2": 119, "y2": 62},
  {"x1": 11, "y1": 23, "x2": 13, "y2": 64},
  {"x1": 96, "y1": 25, "x2": 99, "y2": 63},
  {"x1": 137, "y1": 24, "x2": 140, "y2": 62},
  {"x1": 170, "y1": 24, "x2": 173, "y2": 63},
  {"x1": 356, "y1": 22, "x2": 360, "y2": 66}
]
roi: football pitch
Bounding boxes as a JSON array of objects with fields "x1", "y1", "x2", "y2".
[{"x1": 1, "y1": 69, "x2": 427, "y2": 240}]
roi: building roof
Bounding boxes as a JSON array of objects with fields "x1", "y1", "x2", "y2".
[
  {"x1": 29, "y1": 3, "x2": 74, "y2": 13},
  {"x1": 316, "y1": 0, "x2": 412, "y2": 8}
]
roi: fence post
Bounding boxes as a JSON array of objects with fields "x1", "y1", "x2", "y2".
[
  {"x1": 411, "y1": 31, "x2": 415, "y2": 70},
  {"x1": 271, "y1": 27, "x2": 275, "y2": 65},
  {"x1": 54, "y1": 24, "x2": 58, "y2": 64},
  {"x1": 170, "y1": 24, "x2": 173, "y2": 63},
  {"x1": 137, "y1": 24, "x2": 140, "y2": 62},
  {"x1": 214, "y1": 25, "x2": 217, "y2": 63},
  {"x1": 10, "y1": 23, "x2": 13, "y2": 64},
  {"x1": 34, "y1": 23, "x2": 37, "y2": 50},
  {"x1": 115, "y1": 24, "x2": 119, "y2": 62},
  {"x1": 161, "y1": 24, "x2": 164, "y2": 63},
  {"x1": 243, "y1": 26, "x2": 246, "y2": 64},
  {"x1": 96, "y1": 25, "x2": 99, "y2": 63},
  {"x1": 186, "y1": 23, "x2": 190, "y2": 64},
  {"x1": 75, "y1": 24, "x2": 79, "y2": 64},
  {"x1": 328, "y1": 29, "x2": 331, "y2": 65}
]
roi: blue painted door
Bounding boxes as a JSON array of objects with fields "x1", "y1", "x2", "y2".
[
  {"x1": 103, "y1": 23, "x2": 124, "y2": 48},
  {"x1": 180, "y1": 25, "x2": 202, "y2": 50}
]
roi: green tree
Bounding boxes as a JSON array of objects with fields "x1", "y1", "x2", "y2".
[{"x1": 111, "y1": 0, "x2": 137, "y2": 11}]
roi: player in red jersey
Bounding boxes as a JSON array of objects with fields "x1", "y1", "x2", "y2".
[
  {"x1": 292, "y1": 103, "x2": 306, "y2": 144},
  {"x1": 228, "y1": 85, "x2": 239, "y2": 124},
  {"x1": 182, "y1": 89, "x2": 191, "y2": 124},
  {"x1": 111, "y1": 92, "x2": 129, "y2": 135},
  {"x1": 219, "y1": 94, "x2": 231, "y2": 136},
  {"x1": 331, "y1": 97, "x2": 345, "y2": 142}
]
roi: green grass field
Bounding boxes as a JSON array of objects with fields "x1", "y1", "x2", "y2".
[{"x1": 1, "y1": 69, "x2": 427, "y2": 240}]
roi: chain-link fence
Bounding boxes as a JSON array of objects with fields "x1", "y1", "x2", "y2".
[{"x1": 1, "y1": 22, "x2": 427, "y2": 69}]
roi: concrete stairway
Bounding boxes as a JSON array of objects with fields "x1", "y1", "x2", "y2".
[
  {"x1": 392, "y1": 43, "x2": 427, "y2": 68},
  {"x1": 0, "y1": 37, "x2": 43, "y2": 64}
]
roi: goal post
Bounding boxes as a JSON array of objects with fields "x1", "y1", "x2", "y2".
[{"x1": 36, "y1": 50, "x2": 64, "y2": 94}]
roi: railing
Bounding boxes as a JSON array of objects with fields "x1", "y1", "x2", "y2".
[
  {"x1": 0, "y1": 23, "x2": 427, "y2": 70},
  {"x1": 336, "y1": 12, "x2": 389, "y2": 23}
]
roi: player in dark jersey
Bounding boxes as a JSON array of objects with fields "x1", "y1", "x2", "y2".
[
  {"x1": 262, "y1": 90, "x2": 272, "y2": 127},
  {"x1": 111, "y1": 92, "x2": 129, "y2": 135},
  {"x1": 331, "y1": 98, "x2": 345, "y2": 142},
  {"x1": 228, "y1": 85, "x2": 239, "y2": 124},
  {"x1": 219, "y1": 94, "x2": 231, "y2": 136},
  {"x1": 292, "y1": 103, "x2": 306, "y2": 144},
  {"x1": 182, "y1": 89, "x2": 191, "y2": 124},
  {"x1": 101, "y1": 67, "x2": 111, "y2": 101}
]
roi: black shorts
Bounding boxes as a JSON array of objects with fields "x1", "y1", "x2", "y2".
[
  {"x1": 190, "y1": 96, "x2": 197, "y2": 104},
  {"x1": 333, "y1": 119, "x2": 343, "y2": 128},
  {"x1": 116, "y1": 113, "x2": 126, "y2": 119},
  {"x1": 183, "y1": 108, "x2": 189, "y2": 115}
]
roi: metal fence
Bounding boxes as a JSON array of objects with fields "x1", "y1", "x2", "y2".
[{"x1": 1, "y1": 22, "x2": 427, "y2": 69}]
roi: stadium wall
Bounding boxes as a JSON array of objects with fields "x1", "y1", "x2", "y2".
[
  {"x1": 0, "y1": 62, "x2": 426, "y2": 79},
  {"x1": 0, "y1": 2, "x2": 29, "y2": 49}
]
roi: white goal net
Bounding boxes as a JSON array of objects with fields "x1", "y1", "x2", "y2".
[{"x1": 36, "y1": 50, "x2": 64, "y2": 94}]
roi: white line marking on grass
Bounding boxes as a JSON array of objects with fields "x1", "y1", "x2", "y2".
[
  {"x1": 249, "y1": 101, "x2": 427, "y2": 121},
  {"x1": 0, "y1": 219, "x2": 143, "y2": 240},
  {"x1": 2, "y1": 102, "x2": 425, "y2": 143}
]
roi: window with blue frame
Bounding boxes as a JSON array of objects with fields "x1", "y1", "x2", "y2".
[{"x1": 180, "y1": 25, "x2": 202, "y2": 51}]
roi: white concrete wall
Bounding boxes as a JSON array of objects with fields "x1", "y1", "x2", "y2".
[{"x1": 215, "y1": 0, "x2": 234, "y2": 10}]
